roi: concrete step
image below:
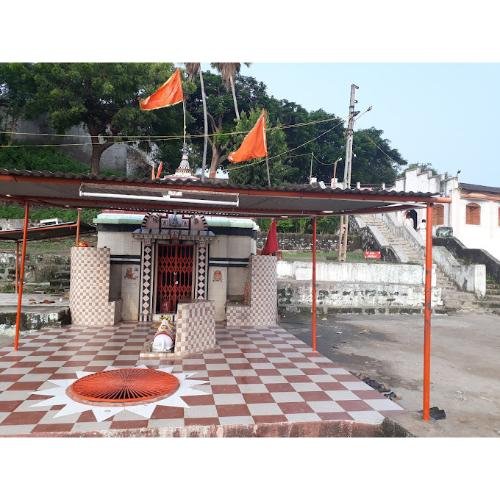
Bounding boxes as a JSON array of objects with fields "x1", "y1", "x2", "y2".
[
  {"x1": 483, "y1": 293, "x2": 500, "y2": 301},
  {"x1": 475, "y1": 302, "x2": 500, "y2": 309}
]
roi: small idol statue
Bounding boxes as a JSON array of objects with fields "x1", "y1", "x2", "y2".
[{"x1": 152, "y1": 318, "x2": 176, "y2": 352}]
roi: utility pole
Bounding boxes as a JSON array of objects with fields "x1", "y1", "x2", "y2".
[
  {"x1": 338, "y1": 83, "x2": 359, "y2": 262},
  {"x1": 309, "y1": 152, "x2": 314, "y2": 182}
]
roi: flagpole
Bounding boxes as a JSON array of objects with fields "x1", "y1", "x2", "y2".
[
  {"x1": 264, "y1": 110, "x2": 271, "y2": 187},
  {"x1": 199, "y1": 66, "x2": 208, "y2": 182},
  {"x1": 182, "y1": 98, "x2": 187, "y2": 150}
]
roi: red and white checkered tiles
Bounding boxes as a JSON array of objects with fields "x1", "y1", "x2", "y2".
[{"x1": 0, "y1": 323, "x2": 403, "y2": 435}]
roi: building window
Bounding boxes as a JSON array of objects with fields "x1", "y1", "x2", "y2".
[
  {"x1": 432, "y1": 204, "x2": 444, "y2": 226},
  {"x1": 465, "y1": 203, "x2": 481, "y2": 225}
]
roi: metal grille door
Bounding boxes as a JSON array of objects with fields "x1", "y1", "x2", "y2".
[{"x1": 156, "y1": 243, "x2": 194, "y2": 313}]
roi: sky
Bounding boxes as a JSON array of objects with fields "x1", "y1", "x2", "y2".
[{"x1": 237, "y1": 64, "x2": 500, "y2": 186}]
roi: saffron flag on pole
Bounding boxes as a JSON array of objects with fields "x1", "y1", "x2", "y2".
[
  {"x1": 261, "y1": 218, "x2": 279, "y2": 255},
  {"x1": 140, "y1": 68, "x2": 184, "y2": 111},
  {"x1": 228, "y1": 111, "x2": 268, "y2": 163}
]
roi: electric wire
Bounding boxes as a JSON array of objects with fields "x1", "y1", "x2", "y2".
[
  {"x1": 364, "y1": 135, "x2": 402, "y2": 164},
  {"x1": 0, "y1": 115, "x2": 342, "y2": 146}
]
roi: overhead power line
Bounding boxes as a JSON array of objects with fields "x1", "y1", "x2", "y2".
[
  {"x1": 0, "y1": 115, "x2": 342, "y2": 147},
  {"x1": 364, "y1": 135, "x2": 402, "y2": 165}
]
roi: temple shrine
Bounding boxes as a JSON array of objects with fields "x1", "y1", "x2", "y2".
[{"x1": 68, "y1": 154, "x2": 278, "y2": 357}]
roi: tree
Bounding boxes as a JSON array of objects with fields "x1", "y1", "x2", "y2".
[
  {"x1": 227, "y1": 108, "x2": 294, "y2": 187},
  {"x1": 185, "y1": 63, "x2": 208, "y2": 177},
  {"x1": 349, "y1": 127, "x2": 407, "y2": 186},
  {"x1": 275, "y1": 104, "x2": 345, "y2": 184},
  {"x1": 211, "y1": 63, "x2": 250, "y2": 121},
  {"x1": 0, "y1": 63, "x2": 176, "y2": 174},
  {"x1": 185, "y1": 72, "x2": 270, "y2": 177}
]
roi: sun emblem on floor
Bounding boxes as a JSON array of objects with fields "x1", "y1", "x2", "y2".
[{"x1": 30, "y1": 366, "x2": 208, "y2": 422}]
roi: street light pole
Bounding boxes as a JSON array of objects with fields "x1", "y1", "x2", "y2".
[
  {"x1": 332, "y1": 157, "x2": 343, "y2": 179},
  {"x1": 338, "y1": 84, "x2": 359, "y2": 262}
]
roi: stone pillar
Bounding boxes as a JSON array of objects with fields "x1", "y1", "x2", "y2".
[
  {"x1": 249, "y1": 255, "x2": 277, "y2": 327},
  {"x1": 195, "y1": 240, "x2": 208, "y2": 300},
  {"x1": 70, "y1": 247, "x2": 120, "y2": 326},
  {"x1": 139, "y1": 240, "x2": 154, "y2": 322},
  {"x1": 207, "y1": 235, "x2": 228, "y2": 321}
]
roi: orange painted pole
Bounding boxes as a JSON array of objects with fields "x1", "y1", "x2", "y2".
[
  {"x1": 423, "y1": 203, "x2": 433, "y2": 420},
  {"x1": 14, "y1": 202, "x2": 29, "y2": 351},
  {"x1": 75, "y1": 208, "x2": 82, "y2": 246},
  {"x1": 15, "y1": 240, "x2": 20, "y2": 293},
  {"x1": 311, "y1": 217, "x2": 317, "y2": 351}
]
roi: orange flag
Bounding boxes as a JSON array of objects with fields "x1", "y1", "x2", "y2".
[
  {"x1": 228, "y1": 111, "x2": 268, "y2": 163},
  {"x1": 140, "y1": 68, "x2": 184, "y2": 111}
]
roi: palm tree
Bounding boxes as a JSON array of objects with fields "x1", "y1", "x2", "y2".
[
  {"x1": 185, "y1": 63, "x2": 208, "y2": 179},
  {"x1": 211, "y1": 63, "x2": 250, "y2": 121}
]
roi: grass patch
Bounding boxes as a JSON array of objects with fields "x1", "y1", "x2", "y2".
[
  {"x1": 0, "y1": 235, "x2": 97, "y2": 255},
  {"x1": 281, "y1": 249, "x2": 375, "y2": 263}
]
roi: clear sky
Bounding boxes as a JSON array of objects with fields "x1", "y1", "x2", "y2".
[{"x1": 238, "y1": 64, "x2": 500, "y2": 186}]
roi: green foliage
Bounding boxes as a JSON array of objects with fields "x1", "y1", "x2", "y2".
[
  {"x1": 316, "y1": 216, "x2": 339, "y2": 234},
  {"x1": 0, "y1": 205, "x2": 98, "y2": 224},
  {"x1": 0, "y1": 145, "x2": 90, "y2": 173},
  {"x1": 0, "y1": 63, "x2": 177, "y2": 173},
  {"x1": 0, "y1": 63, "x2": 174, "y2": 132},
  {"x1": 350, "y1": 128, "x2": 406, "y2": 185},
  {"x1": 271, "y1": 102, "x2": 345, "y2": 184},
  {"x1": 1, "y1": 63, "x2": 407, "y2": 187},
  {"x1": 256, "y1": 215, "x2": 338, "y2": 235}
]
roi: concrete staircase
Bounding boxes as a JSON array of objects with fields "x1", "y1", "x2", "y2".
[
  {"x1": 358, "y1": 214, "x2": 480, "y2": 312},
  {"x1": 360, "y1": 214, "x2": 422, "y2": 263},
  {"x1": 474, "y1": 279, "x2": 500, "y2": 315},
  {"x1": 436, "y1": 271, "x2": 479, "y2": 312}
]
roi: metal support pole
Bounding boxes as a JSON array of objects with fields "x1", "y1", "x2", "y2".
[
  {"x1": 423, "y1": 203, "x2": 433, "y2": 420},
  {"x1": 182, "y1": 99, "x2": 187, "y2": 150},
  {"x1": 311, "y1": 217, "x2": 317, "y2": 351},
  {"x1": 75, "y1": 208, "x2": 81, "y2": 246},
  {"x1": 265, "y1": 157, "x2": 271, "y2": 187},
  {"x1": 14, "y1": 202, "x2": 29, "y2": 351},
  {"x1": 15, "y1": 240, "x2": 20, "y2": 293}
]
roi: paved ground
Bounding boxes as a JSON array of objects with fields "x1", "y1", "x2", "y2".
[
  {"x1": 0, "y1": 323, "x2": 402, "y2": 436},
  {"x1": 281, "y1": 312, "x2": 500, "y2": 437}
]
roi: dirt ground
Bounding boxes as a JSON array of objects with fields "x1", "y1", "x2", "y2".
[{"x1": 281, "y1": 312, "x2": 500, "y2": 437}]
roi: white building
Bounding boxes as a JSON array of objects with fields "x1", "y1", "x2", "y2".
[{"x1": 393, "y1": 167, "x2": 500, "y2": 260}]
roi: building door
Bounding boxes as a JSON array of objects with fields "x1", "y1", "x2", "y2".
[
  {"x1": 406, "y1": 209, "x2": 418, "y2": 230},
  {"x1": 432, "y1": 204, "x2": 445, "y2": 226},
  {"x1": 156, "y1": 243, "x2": 194, "y2": 313}
]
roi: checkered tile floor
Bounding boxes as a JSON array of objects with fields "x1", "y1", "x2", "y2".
[{"x1": 0, "y1": 323, "x2": 403, "y2": 435}]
